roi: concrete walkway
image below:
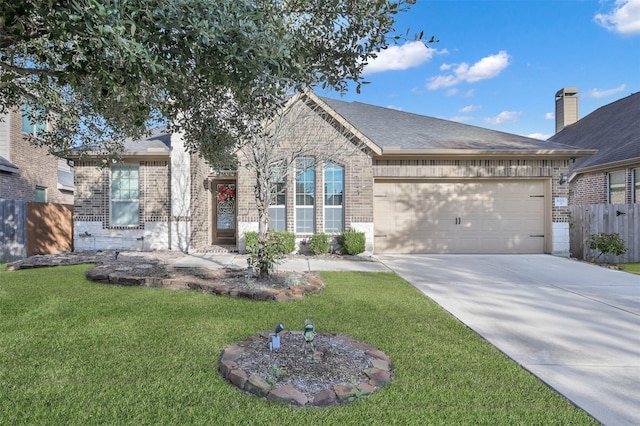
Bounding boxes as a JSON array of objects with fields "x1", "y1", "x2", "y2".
[
  {"x1": 172, "y1": 252, "x2": 393, "y2": 273},
  {"x1": 378, "y1": 254, "x2": 640, "y2": 426}
]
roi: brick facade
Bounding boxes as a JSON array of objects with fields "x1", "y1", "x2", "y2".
[
  {"x1": 569, "y1": 164, "x2": 640, "y2": 206},
  {"x1": 0, "y1": 110, "x2": 72, "y2": 204},
  {"x1": 234, "y1": 100, "x2": 373, "y2": 239},
  {"x1": 189, "y1": 153, "x2": 211, "y2": 250}
]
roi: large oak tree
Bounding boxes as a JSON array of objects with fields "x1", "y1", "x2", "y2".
[{"x1": 1, "y1": 0, "x2": 421, "y2": 164}]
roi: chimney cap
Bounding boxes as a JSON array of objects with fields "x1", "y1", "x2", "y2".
[{"x1": 555, "y1": 87, "x2": 579, "y2": 98}]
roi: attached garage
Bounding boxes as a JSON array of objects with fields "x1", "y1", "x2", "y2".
[{"x1": 374, "y1": 179, "x2": 548, "y2": 254}]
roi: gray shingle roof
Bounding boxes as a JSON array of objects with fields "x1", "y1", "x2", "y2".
[
  {"x1": 69, "y1": 126, "x2": 171, "y2": 155},
  {"x1": 548, "y1": 92, "x2": 640, "y2": 173},
  {"x1": 0, "y1": 155, "x2": 19, "y2": 173},
  {"x1": 320, "y1": 97, "x2": 588, "y2": 154}
]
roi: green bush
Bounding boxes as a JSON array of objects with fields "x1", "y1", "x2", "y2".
[
  {"x1": 338, "y1": 231, "x2": 366, "y2": 255},
  {"x1": 588, "y1": 232, "x2": 627, "y2": 261},
  {"x1": 270, "y1": 231, "x2": 296, "y2": 254},
  {"x1": 244, "y1": 231, "x2": 295, "y2": 277},
  {"x1": 309, "y1": 233, "x2": 330, "y2": 255}
]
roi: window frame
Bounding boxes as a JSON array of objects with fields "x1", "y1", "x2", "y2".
[
  {"x1": 110, "y1": 164, "x2": 140, "y2": 227},
  {"x1": 294, "y1": 158, "x2": 315, "y2": 234},
  {"x1": 323, "y1": 161, "x2": 344, "y2": 234},
  {"x1": 607, "y1": 170, "x2": 626, "y2": 204},
  {"x1": 34, "y1": 186, "x2": 47, "y2": 203},
  {"x1": 268, "y1": 170, "x2": 287, "y2": 232},
  {"x1": 21, "y1": 104, "x2": 47, "y2": 138},
  {"x1": 634, "y1": 168, "x2": 639, "y2": 203}
]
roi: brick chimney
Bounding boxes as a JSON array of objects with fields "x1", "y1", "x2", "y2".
[{"x1": 555, "y1": 87, "x2": 579, "y2": 133}]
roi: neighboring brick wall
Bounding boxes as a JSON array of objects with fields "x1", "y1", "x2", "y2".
[
  {"x1": 570, "y1": 172, "x2": 607, "y2": 205},
  {"x1": 570, "y1": 165, "x2": 640, "y2": 205},
  {"x1": 0, "y1": 110, "x2": 72, "y2": 204}
]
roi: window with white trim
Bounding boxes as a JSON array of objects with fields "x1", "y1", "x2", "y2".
[
  {"x1": 269, "y1": 176, "x2": 286, "y2": 232},
  {"x1": 608, "y1": 171, "x2": 625, "y2": 204},
  {"x1": 110, "y1": 164, "x2": 140, "y2": 226},
  {"x1": 34, "y1": 186, "x2": 47, "y2": 203},
  {"x1": 324, "y1": 162, "x2": 344, "y2": 233},
  {"x1": 21, "y1": 104, "x2": 46, "y2": 137},
  {"x1": 295, "y1": 158, "x2": 315, "y2": 233}
]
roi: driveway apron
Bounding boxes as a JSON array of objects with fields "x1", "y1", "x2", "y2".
[{"x1": 379, "y1": 254, "x2": 640, "y2": 426}]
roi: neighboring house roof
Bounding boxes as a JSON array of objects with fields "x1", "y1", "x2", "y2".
[
  {"x1": 0, "y1": 155, "x2": 19, "y2": 173},
  {"x1": 68, "y1": 126, "x2": 172, "y2": 157},
  {"x1": 320, "y1": 96, "x2": 594, "y2": 157},
  {"x1": 548, "y1": 92, "x2": 640, "y2": 174}
]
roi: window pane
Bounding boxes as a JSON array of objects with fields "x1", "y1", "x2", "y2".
[
  {"x1": 324, "y1": 162, "x2": 344, "y2": 232},
  {"x1": 296, "y1": 207, "x2": 314, "y2": 233},
  {"x1": 295, "y1": 158, "x2": 315, "y2": 232},
  {"x1": 609, "y1": 171, "x2": 625, "y2": 204},
  {"x1": 34, "y1": 187, "x2": 46, "y2": 203},
  {"x1": 111, "y1": 165, "x2": 140, "y2": 226},
  {"x1": 324, "y1": 207, "x2": 343, "y2": 233},
  {"x1": 111, "y1": 201, "x2": 140, "y2": 226},
  {"x1": 269, "y1": 206, "x2": 286, "y2": 231}
]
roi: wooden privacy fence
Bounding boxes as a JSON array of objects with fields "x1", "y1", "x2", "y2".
[
  {"x1": 569, "y1": 204, "x2": 640, "y2": 263},
  {"x1": 0, "y1": 199, "x2": 73, "y2": 262}
]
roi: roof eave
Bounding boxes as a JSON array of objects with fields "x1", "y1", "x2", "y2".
[
  {"x1": 377, "y1": 148, "x2": 598, "y2": 157},
  {"x1": 572, "y1": 156, "x2": 640, "y2": 176}
]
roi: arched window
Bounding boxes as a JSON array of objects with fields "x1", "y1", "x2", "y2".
[{"x1": 295, "y1": 158, "x2": 315, "y2": 233}]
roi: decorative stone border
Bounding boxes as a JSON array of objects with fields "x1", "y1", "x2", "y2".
[
  {"x1": 219, "y1": 331, "x2": 393, "y2": 407},
  {"x1": 185, "y1": 272, "x2": 325, "y2": 301}
]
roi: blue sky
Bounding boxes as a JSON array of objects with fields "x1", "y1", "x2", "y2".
[{"x1": 321, "y1": 0, "x2": 640, "y2": 140}]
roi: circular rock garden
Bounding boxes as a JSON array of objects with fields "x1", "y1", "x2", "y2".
[{"x1": 219, "y1": 330, "x2": 393, "y2": 407}]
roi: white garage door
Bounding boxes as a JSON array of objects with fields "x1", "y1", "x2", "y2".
[{"x1": 373, "y1": 180, "x2": 546, "y2": 254}]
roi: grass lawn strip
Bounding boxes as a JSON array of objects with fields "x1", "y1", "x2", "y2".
[{"x1": 0, "y1": 266, "x2": 597, "y2": 425}]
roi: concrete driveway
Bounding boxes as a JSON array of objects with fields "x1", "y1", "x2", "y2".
[{"x1": 378, "y1": 254, "x2": 640, "y2": 426}]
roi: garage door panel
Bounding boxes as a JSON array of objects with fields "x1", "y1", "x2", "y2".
[{"x1": 374, "y1": 180, "x2": 546, "y2": 254}]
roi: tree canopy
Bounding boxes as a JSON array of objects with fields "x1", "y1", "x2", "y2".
[{"x1": 0, "y1": 0, "x2": 421, "y2": 163}]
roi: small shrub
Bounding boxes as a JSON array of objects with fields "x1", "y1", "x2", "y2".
[
  {"x1": 338, "y1": 231, "x2": 366, "y2": 255},
  {"x1": 270, "y1": 231, "x2": 296, "y2": 254},
  {"x1": 245, "y1": 231, "x2": 259, "y2": 254},
  {"x1": 588, "y1": 232, "x2": 627, "y2": 261},
  {"x1": 245, "y1": 231, "x2": 293, "y2": 277},
  {"x1": 309, "y1": 233, "x2": 330, "y2": 255}
]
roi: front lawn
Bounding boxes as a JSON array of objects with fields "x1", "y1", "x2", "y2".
[
  {"x1": 0, "y1": 266, "x2": 596, "y2": 425},
  {"x1": 621, "y1": 263, "x2": 640, "y2": 275}
]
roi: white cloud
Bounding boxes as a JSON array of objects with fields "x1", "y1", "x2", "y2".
[
  {"x1": 386, "y1": 105, "x2": 403, "y2": 111},
  {"x1": 544, "y1": 112, "x2": 555, "y2": 120},
  {"x1": 584, "y1": 83, "x2": 627, "y2": 98},
  {"x1": 594, "y1": 0, "x2": 640, "y2": 35},
  {"x1": 483, "y1": 111, "x2": 521, "y2": 125},
  {"x1": 527, "y1": 132, "x2": 552, "y2": 140},
  {"x1": 459, "y1": 104, "x2": 481, "y2": 113},
  {"x1": 363, "y1": 42, "x2": 445, "y2": 75},
  {"x1": 427, "y1": 51, "x2": 510, "y2": 90},
  {"x1": 450, "y1": 116, "x2": 473, "y2": 123}
]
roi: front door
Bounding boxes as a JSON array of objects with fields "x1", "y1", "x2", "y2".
[{"x1": 212, "y1": 180, "x2": 236, "y2": 246}]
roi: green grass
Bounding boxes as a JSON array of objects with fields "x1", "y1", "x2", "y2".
[
  {"x1": 0, "y1": 266, "x2": 597, "y2": 425},
  {"x1": 620, "y1": 263, "x2": 640, "y2": 274}
]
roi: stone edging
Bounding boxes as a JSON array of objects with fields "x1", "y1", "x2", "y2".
[{"x1": 219, "y1": 332, "x2": 393, "y2": 407}]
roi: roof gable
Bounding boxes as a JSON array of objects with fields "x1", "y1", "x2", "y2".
[{"x1": 549, "y1": 92, "x2": 640, "y2": 172}]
